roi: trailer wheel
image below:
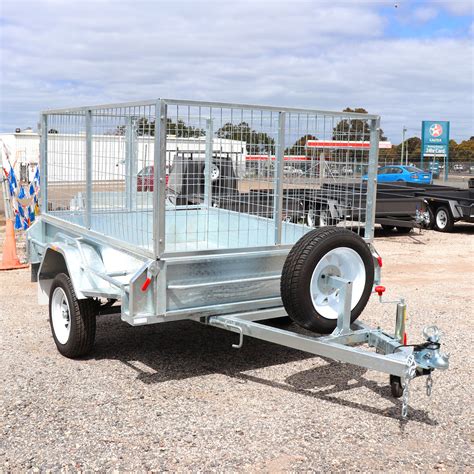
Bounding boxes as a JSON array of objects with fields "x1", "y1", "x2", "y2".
[
  {"x1": 434, "y1": 206, "x2": 454, "y2": 232},
  {"x1": 319, "y1": 208, "x2": 336, "y2": 227},
  {"x1": 381, "y1": 225, "x2": 395, "y2": 232},
  {"x1": 425, "y1": 206, "x2": 435, "y2": 230},
  {"x1": 49, "y1": 273, "x2": 97, "y2": 358},
  {"x1": 306, "y1": 208, "x2": 316, "y2": 227},
  {"x1": 306, "y1": 206, "x2": 336, "y2": 227},
  {"x1": 204, "y1": 163, "x2": 220, "y2": 182},
  {"x1": 390, "y1": 375, "x2": 403, "y2": 398},
  {"x1": 396, "y1": 226, "x2": 412, "y2": 234},
  {"x1": 281, "y1": 228, "x2": 374, "y2": 334},
  {"x1": 261, "y1": 316, "x2": 293, "y2": 327}
]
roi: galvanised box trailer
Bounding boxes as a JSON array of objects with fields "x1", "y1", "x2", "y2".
[{"x1": 27, "y1": 99, "x2": 448, "y2": 418}]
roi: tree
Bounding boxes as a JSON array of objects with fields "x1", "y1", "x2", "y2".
[
  {"x1": 448, "y1": 139, "x2": 458, "y2": 162},
  {"x1": 285, "y1": 134, "x2": 317, "y2": 155},
  {"x1": 379, "y1": 146, "x2": 399, "y2": 164},
  {"x1": 216, "y1": 122, "x2": 275, "y2": 154},
  {"x1": 333, "y1": 108, "x2": 387, "y2": 142},
  {"x1": 455, "y1": 138, "x2": 474, "y2": 162},
  {"x1": 113, "y1": 117, "x2": 204, "y2": 137},
  {"x1": 167, "y1": 119, "x2": 205, "y2": 138},
  {"x1": 392, "y1": 137, "x2": 422, "y2": 163},
  {"x1": 136, "y1": 117, "x2": 155, "y2": 136}
]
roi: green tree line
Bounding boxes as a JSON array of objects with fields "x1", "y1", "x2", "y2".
[
  {"x1": 111, "y1": 111, "x2": 473, "y2": 161},
  {"x1": 379, "y1": 136, "x2": 474, "y2": 163}
]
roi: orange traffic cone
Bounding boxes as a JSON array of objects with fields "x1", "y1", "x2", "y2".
[{"x1": 0, "y1": 219, "x2": 29, "y2": 271}]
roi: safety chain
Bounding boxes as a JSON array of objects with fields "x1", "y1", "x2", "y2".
[
  {"x1": 402, "y1": 354, "x2": 417, "y2": 418},
  {"x1": 426, "y1": 372, "x2": 433, "y2": 397}
]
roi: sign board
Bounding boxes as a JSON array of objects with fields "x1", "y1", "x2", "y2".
[
  {"x1": 421, "y1": 121, "x2": 450, "y2": 157},
  {"x1": 306, "y1": 140, "x2": 392, "y2": 150},
  {"x1": 246, "y1": 155, "x2": 308, "y2": 161}
]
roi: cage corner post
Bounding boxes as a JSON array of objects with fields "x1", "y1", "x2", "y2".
[
  {"x1": 364, "y1": 116, "x2": 380, "y2": 241},
  {"x1": 273, "y1": 110, "x2": 286, "y2": 245},
  {"x1": 153, "y1": 99, "x2": 167, "y2": 258},
  {"x1": 85, "y1": 109, "x2": 93, "y2": 230},
  {"x1": 40, "y1": 113, "x2": 48, "y2": 213}
]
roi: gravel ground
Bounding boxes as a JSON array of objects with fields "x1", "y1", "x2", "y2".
[{"x1": 0, "y1": 221, "x2": 473, "y2": 471}]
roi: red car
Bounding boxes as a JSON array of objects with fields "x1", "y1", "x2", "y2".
[{"x1": 137, "y1": 166, "x2": 168, "y2": 191}]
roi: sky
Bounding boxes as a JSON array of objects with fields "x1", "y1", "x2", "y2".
[{"x1": 0, "y1": 0, "x2": 473, "y2": 144}]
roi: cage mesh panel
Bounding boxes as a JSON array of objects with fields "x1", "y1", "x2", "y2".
[{"x1": 43, "y1": 101, "x2": 375, "y2": 255}]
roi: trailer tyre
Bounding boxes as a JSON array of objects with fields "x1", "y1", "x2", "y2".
[
  {"x1": 49, "y1": 273, "x2": 97, "y2": 358},
  {"x1": 434, "y1": 206, "x2": 454, "y2": 232},
  {"x1": 396, "y1": 226, "x2": 412, "y2": 234},
  {"x1": 390, "y1": 375, "x2": 404, "y2": 398},
  {"x1": 425, "y1": 206, "x2": 435, "y2": 230},
  {"x1": 281, "y1": 228, "x2": 374, "y2": 334}
]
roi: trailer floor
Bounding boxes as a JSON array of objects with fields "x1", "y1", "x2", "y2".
[{"x1": 0, "y1": 221, "x2": 473, "y2": 471}]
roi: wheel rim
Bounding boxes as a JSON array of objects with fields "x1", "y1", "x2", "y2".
[
  {"x1": 436, "y1": 209, "x2": 448, "y2": 229},
  {"x1": 205, "y1": 164, "x2": 220, "y2": 181},
  {"x1": 51, "y1": 287, "x2": 71, "y2": 344},
  {"x1": 307, "y1": 209, "x2": 315, "y2": 227},
  {"x1": 319, "y1": 210, "x2": 329, "y2": 227},
  {"x1": 309, "y1": 247, "x2": 366, "y2": 320}
]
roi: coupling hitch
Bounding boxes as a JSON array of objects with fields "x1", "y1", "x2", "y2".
[
  {"x1": 378, "y1": 285, "x2": 450, "y2": 418},
  {"x1": 413, "y1": 326, "x2": 450, "y2": 371},
  {"x1": 397, "y1": 325, "x2": 449, "y2": 418}
]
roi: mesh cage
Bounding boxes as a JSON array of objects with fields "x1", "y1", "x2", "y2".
[{"x1": 40, "y1": 100, "x2": 379, "y2": 257}]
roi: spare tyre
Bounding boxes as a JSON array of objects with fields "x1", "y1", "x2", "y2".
[{"x1": 281, "y1": 227, "x2": 374, "y2": 334}]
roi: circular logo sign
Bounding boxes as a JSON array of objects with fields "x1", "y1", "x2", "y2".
[{"x1": 429, "y1": 123, "x2": 443, "y2": 137}]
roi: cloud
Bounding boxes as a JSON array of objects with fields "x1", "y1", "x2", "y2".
[
  {"x1": 413, "y1": 7, "x2": 438, "y2": 22},
  {"x1": 437, "y1": 0, "x2": 473, "y2": 15},
  {"x1": 0, "y1": 0, "x2": 472, "y2": 142}
]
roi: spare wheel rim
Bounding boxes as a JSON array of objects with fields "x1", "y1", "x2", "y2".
[
  {"x1": 51, "y1": 287, "x2": 71, "y2": 344},
  {"x1": 310, "y1": 247, "x2": 366, "y2": 320}
]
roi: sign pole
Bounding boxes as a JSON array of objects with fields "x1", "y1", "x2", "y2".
[
  {"x1": 445, "y1": 122, "x2": 450, "y2": 182},
  {"x1": 421, "y1": 122, "x2": 425, "y2": 169}
]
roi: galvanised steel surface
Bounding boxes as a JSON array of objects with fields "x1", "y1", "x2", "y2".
[
  {"x1": 27, "y1": 100, "x2": 450, "y2": 415},
  {"x1": 29, "y1": 98, "x2": 381, "y2": 324}
]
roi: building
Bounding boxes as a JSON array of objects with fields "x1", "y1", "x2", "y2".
[{"x1": 0, "y1": 131, "x2": 248, "y2": 183}]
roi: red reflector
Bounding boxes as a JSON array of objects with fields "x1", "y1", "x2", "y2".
[
  {"x1": 374, "y1": 285, "x2": 386, "y2": 296},
  {"x1": 377, "y1": 256, "x2": 383, "y2": 268},
  {"x1": 403, "y1": 332, "x2": 407, "y2": 345},
  {"x1": 141, "y1": 277, "x2": 151, "y2": 292}
]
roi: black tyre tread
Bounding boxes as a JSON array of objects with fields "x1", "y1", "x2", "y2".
[
  {"x1": 281, "y1": 227, "x2": 374, "y2": 333},
  {"x1": 49, "y1": 273, "x2": 97, "y2": 358},
  {"x1": 396, "y1": 226, "x2": 413, "y2": 234},
  {"x1": 434, "y1": 206, "x2": 454, "y2": 232},
  {"x1": 426, "y1": 207, "x2": 435, "y2": 230},
  {"x1": 390, "y1": 375, "x2": 403, "y2": 398},
  {"x1": 261, "y1": 316, "x2": 293, "y2": 327}
]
